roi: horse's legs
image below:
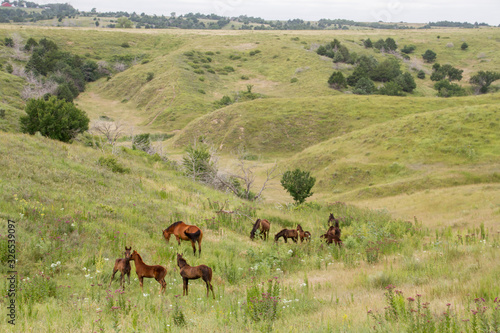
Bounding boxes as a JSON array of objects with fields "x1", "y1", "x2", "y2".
[
  {"x1": 120, "y1": 272, "x2": 124, "y2": 289},
  {"x1": 197, "y1": 239, "x2": 202, "y2": 257},
  {"x1": 139, "y1": 277, "x2": 144, "y2": 293},
  {"x1": 109, "y1": 269, "x2": 117, "y2": 287},
  {"x1": 127, "y1": 272, "x2": 131, "y2": 285},
  {"x1": 175, "y1": 235, "x2": 181, "y2": 245},
  {"x1": 293, "y1": 237, "x2": 298, "y2": 243},
  {"x1": 158, "y1": 278, "x2": 166, "y2": 295},
  {"x1": 284, "y1": 237, "x2": 288, "y2": 243},
  {"x1": 183, "y1": 278, "x2": 189, "y2": 296},
  {"x1": 191, "y1": 241, "x2": 196, "y2": 256}
]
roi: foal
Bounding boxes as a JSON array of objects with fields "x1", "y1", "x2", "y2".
[
  {"x1": 177, "y1": 253, "x2": 215, "y2": 299},
  {"x1": 274, "y1": 228, "x2": 298, "y2": 243},
  {"x1": 109, "y1": 246, "x2": 132, "y2": 289},
  {"x1": 250, "y1": 218, "x2": 271, "y2": 241},
  {"x1": 129, "y1": 250, "x2": 167, "y2": 294},
  {"x1": 296, "y1": 224, "x2": 311, "y2": 243}
]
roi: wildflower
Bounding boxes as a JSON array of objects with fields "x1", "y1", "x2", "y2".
[{"x1": 407, "y1": 297, "x2": 415, "y2": 302}]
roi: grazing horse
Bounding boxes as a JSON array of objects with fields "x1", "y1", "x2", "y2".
[
  {"x1": 177, "y1": 253, "x2": 215, "y2": 299},
  {"x1": 296, "y1": 224, "x2": 311, "y2": 243},
  {"x1": 163, "y1": 221, "x2": 203, "y2": 256},
  {"x1": 109, "y1": 246, "x2": 132, "y2": 289},
  {"x1": 129, "y1": 250, "x2": 167, "y2": 294},
  {"x1": 250, "y1": 218, "x2": 270, "y2": 241},
  {"x1": 274, "y1": 228, "x2": 298, "y2": 243},
  {"x1": 322, "y1": 213, "x2": 342, "y2": 246}
]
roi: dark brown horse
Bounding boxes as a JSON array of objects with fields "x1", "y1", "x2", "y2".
[
  {"x1": 321, "y1": 213, "x2": 342, "y2": 246},
  {"x1": 163, "y1": 221, "x2": 203, "y2": 256},
  {"x1": 274, "y1": 228, "x2": 298, "y2": 243},
  {"x1": 177, "y1": 253, "x2": 215, "y2": 299},
  {"x1": 296, "y1": 224, "x2": 311, "y2": 243},
  {"x1": 250, "y1": 218, "x2": 270, "y2": 241},
  {"x1": 129, "y1": 250, "x2": 167, "y2": 294},
  {"x1": 109, "y1": 246, "x2": 132, "y2": 289}
]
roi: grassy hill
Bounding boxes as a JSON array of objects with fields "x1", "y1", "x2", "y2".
[{"x1": 1, "y1": 24, "x2": 500, "y2": 332}]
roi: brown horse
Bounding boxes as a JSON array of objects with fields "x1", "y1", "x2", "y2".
[
  {"x1": 163, "y1": 221, "x2": 203, "y2": 256},
  {"x1": 109, "y1": 246, "x2": 132, "y2": 289},
  {"x1": 129, "y1": 250, "x2": 167, "y2": 294},
  {"x1": 250, "y1": 218, "x2": 270, "y2": 241},
  {"x1": 321, "y1": 213, "x2": 342, "y2": 246},
  {"x1": 296, "y1": 224, "x2": 311, "y2": 243},
  {"x1": 274, "y1": 228, "x2": 298, "y2": 243},
  {"x1": 177, "y1": 253, "x2": 215, "y2": 299}
]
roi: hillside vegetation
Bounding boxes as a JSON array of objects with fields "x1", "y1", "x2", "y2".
[{"x1": 0, "y1": 24, "x2": 499, "y2": 332}]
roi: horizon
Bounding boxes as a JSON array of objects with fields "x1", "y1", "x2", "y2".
[{"x1": 29, "y1": 0, "x2": 500, "y2": 26}]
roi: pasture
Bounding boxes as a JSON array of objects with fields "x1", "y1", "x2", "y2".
[{"x1": 0, "y1": 24, "x2": 499, "y2": 332}]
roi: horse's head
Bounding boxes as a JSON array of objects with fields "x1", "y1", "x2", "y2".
[
  {"x1": 130, "y1": 250, "x2": 139, "y2": 261},
  {"x1": 177, "y1": 253, "x2": 186, "y2": 268},
  {"x1": 163, "y1": 229, "x2": 171, "y2": 242},
  {"x1": 297, "y1": 224, "x2": 303, "y2": 231},
  {"x1": 124, "y1": 246, "x2": 132, "y2": 260},
  {"x1": 328, "y1": 213, "x2": 335, "y2": 223}
]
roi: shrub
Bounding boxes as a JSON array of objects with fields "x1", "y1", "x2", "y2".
[
  {"x1": 146, "y1": 72, "x2": 154, "y2": 82},
  {"x1": 422, "y1": 49, "x2": 437, "y2": 63},
  {"x1": 97, "y1": 156, "x2": 130, "y2": 173},
  {"x1": 120, "y1": 42, "x2": 130, "y2": 48},
  {"x1": 417, "y1": 70, "x2": 426, "y2": 79},
  {"x1": 379, "y1": 81, "x2": 404, "y2": 96},
  {"x1": 290, "y1": 77, "x2": 298, "y2": 83},
  {"x1": 281, "y1": 169, "x2": 316, "y2": 205},
  {"x1": 353, "y1": 77, "x2": 376, "y2": 95},
  {"x1": 132, "y1": 133, "x2": 151, "y2": 152},
  {"x1": 401, "y1": 45, "x2": 416, "y2": 54},
  {"x1": 434, "y1": 80, "x2": 466, "y2": 97},
  {"x1": 246, "y1": 278, "x2": 280, "y2": 322},
  {"x1": 363, "y1": 38, "x2": 373, "y2": 48},
  {"x1": 461, "y1": 42, "x2": 469, "y2": 50},
  {"x1": 20, "y1": 96, "x2": 89, "y2": 142},
  {"x1": 328, "y1": 71, "x2": 347, "y2": 90}
]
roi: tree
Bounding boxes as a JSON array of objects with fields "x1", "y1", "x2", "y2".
[
  {"x1": 469, "y1": 71, "x2": 500, "y2": 94},
  {"x1": 353, "y1": 77, "x2": 376, "y2": 95},
  {"x1": 281, "y1": 169, "x2": 316, "y2": 205},
  {"x1": 182, "y1": 143, "x2": 216, "y2": 182},
  {"x1": 385, "y1": 37, "x2": 397, "y2": 51},
  {"x1": 434, "y1": 80, "x2": 466, "y2": 97},
  {"x1": 363, "y1": 38, "x2": 373, "y2": 48},
  {"x1": 370, "y1": 58, "x2": 401, "y2": 82},
  {"x1": 394, "y1": 72, "x2": 416, "y2": 93},
  {"x1": 20, "y1": 96, "x2": 89, "y2": 142},
  {"x1": 461, "y1": 42, "x2": 468, "y2": 50},
  {"x1": 116, "y1": 17, "x2": 133, "y2": 28},
  {"x1": 417, "y1": 70, "x2": 426, "y2": 79},
  {"x1": 379, "y1": 81, "x2": 404, "y2": 96},
  {"x1": 422, "y1": 49, "x2": 437, "y2": 63},
  {"x1": 401, "y1": 45, "x2": 416, "y2": 54},
  {"x1": 328, "y1": 71, "x2": 347, "y2": 90}
]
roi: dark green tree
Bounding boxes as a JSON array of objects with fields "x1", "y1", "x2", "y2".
[
  {"x1": 461, "y1": 42, "x2": 468, "y2": 50},
  {"x1": 469, "y1": 71, "x2": 500, "y2": 94},
  {"x1": 373, "y1": 38, "x2": 386, "y2": 50},
  {"x1": 280, "y1": 169, "x2": 316, "y2": 205},
  {"x1": 422, "y1": 49, "x2": 437, "y2": 63},
  {"x1": 394, "y1": 72, "x2": 417, "y2": 92},
  {"x1": 385, "y1": 37, "x2": 397, "y2": 51},
  {"x1": 370, "y1": 58, "x2": 401, "y2": 82},
  {"x1": 401, "y1": 45, "x2": 416, "y2": 54},
  {"x1": 20, "y1": 96, "x2": 89, "y2": 142},
  {"x1": 417, "y1": 70, "x2": 426, "y2": 79},
  {"x1": 353, "y1": 77, "x2": 376, "y2": 95},
  {"x1": 363, "y1": 38, "x2": 373, "y2": 48},
  {"x1": 434, "y1": 80, "x2": 466, "y2": 97},
  {"x1": 379, "y1": 81, "x2": 404, "y2": 96},
  {"x1": 328, "y1": 71, "x2": 347, "y2": 89}
]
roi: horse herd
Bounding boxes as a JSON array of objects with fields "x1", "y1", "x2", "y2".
[{"x1": 109, "y1": 214, "x2": 342, "y2": 297}]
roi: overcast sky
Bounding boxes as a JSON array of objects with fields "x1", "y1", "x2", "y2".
[{"x1": 38, "y1": 0, "x2": 500, "y2": 25}]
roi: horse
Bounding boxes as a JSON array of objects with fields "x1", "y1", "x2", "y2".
[
  {"x1": 250, "y1": 218, "x2": 270, "y2": 241},
  {"x1": 274, "y1": 228, "x2": 298, "y2": 243},
  {"x1": 322, "y1": 213, "x2": 342, "y2": 246},
  {"x1": 163, "y1": 221, "x2": 203, "y2": 256},
  {"x1": 129, "y1": 250, "x2": 167, "y2": 294},
  {"x1": 296, "y1": 224, "x2": 311, "y2": 243},
  {"x1": 109, "y1": 246, "x2": 132, "y2": 289},
  {"x1": 177, "y1": 253, "x2": 215, "y2": 299}
]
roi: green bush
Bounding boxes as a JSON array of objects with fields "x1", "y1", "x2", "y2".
[
  {"x1": 281, "y1": 168, "x2": 316, "y2": 205},
  {"x1": 20, "y1": 96, "x2": 89, "y2": 143},
  {"x1": 146, "y1": 72, "x2": 154, "y2": 81},
  {"x1": 97, "y1": 156, "x2": 130, "y2": 173}
]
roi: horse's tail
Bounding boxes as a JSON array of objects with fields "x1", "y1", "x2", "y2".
[
  {"x1": 250, "y1": 219, "x2": 261, "y2": 239},
  {"x1": 184, "y1": 229, "x2": 201, "y2": 242}
]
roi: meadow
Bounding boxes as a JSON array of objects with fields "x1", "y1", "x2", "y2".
[{"x1": 0, "y1": 24, "x2": 499, "y2": 332}]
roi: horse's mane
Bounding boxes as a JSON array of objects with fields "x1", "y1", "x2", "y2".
[
  {"x1": 297, "y1": 224, "x2": 303, "y2": 231},
  {"x1": 250, "y1": 219, "x2": 261, "y2": 237},
  {"x1": 166, "y1": 221, "x2": 184, "y2": 232},
  {"x1": 177, "y1": 255, "x2": 188, "y2": 268}
]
